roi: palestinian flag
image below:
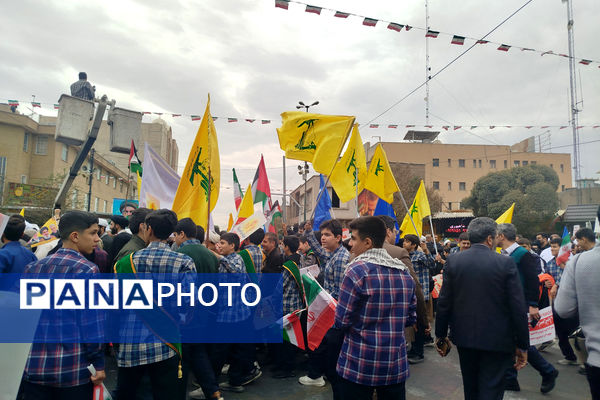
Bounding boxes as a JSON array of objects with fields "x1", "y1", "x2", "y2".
[
  {"x1": 54, "y1": 104, "x2": 60, "y2": 109},
  {"x1": 282, "y1": 310, "x2": 305, "y2": 349},
  {"x1": 363, "y1": 18, "x2": 377, "y2": 27},
  {"x1": 267, "y1": 201, "x2": 283, "y2": 234},
  {"x1": 302, "y1": 272, "x2": 336, "y2": 350},
  {"x1": 129, "y1": 140, "x2": 142, "y2": 176},
  {"x1": 32, "y1": 102, "x2": 41, "y2": 108},
  {"x1": 305, "y1": 5, "x2": 321, "y2": 14},
  {"x1": 275, "y1": 0, "x2": 289, "y2": 9},
  {"x1": 191, "y1": 115, "x2": 201, "y2": 121},
  {"x1": 8, "y1": 100, "x2": 19, "y2": 107},
  {"x1": 251, "y1": 155, "x2": 272, "y2": 214},
  {"x1": 233, "y1": 168, "x2": 244, "y2": 211},
  {"x1": 497, "y1": 44, "x2": 511, "y2": 52},
  {"x1": 334, "y1": 11, "x2": 349, "y2": 18},
  {"x1": 425, "y1": 30, "x2": 439, "y2": 38},
  {"x1": 556, "y1": 227, "x2": 571, "y2": 265},
  {"x1": 387, "y1": 22, "x2": 404, "y2": 32},
  {"x1": 451, "y1": 35, "x2": 465, "y2": 45}
]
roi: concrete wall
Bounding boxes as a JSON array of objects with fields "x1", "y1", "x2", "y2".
[{"x1": 559, "y1": 187, "x2": 600, "y2": 209}]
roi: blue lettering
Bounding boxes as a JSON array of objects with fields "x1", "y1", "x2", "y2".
[
  {"x1": 125, "y1": 283, "x2": 150, "y2": 306},
  {"x1": 56, "y1": 283, "x2": 81, "y2": 306},
  {"x1": 93, "y1": 282, "x2": 114, "y2": 306},
  {"x1": 26, "y1": 282, "x2": 46, "y2": 306}
]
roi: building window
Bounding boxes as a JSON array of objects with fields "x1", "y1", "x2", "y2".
[
  {"x1": 96, "y1": 168, "x2": 101, "y2": 180},
  {"x1": 531, "y1": 161, "x2": 537, "y2": 165},
  {"x1": 71, "y1": 189, "x2": 78, "y2": 208},
  {"x1": 459, "y1": 182, "x2": 466, "y2": 191},
  {"x1": 23, "y1": 133, "x2": 30, "y2": 152},
  {"x1": 514, "y1": 161, "x2": 520, "y2": 167},
  {"x1": 448, "y1": 202, "x2": 452, "y2": 210},
  {"x1": 331, "y1": 188, "x2": 340, "y2": 208},
  {"x1": 433, "y1": 158, "x2": 439, "y2": 167},
  {"x1": 560, "y1": 164, "x2": 564, "y2": 173},
  {"x1": 113, "y1": 177, "x2": 117, "y2": 188},
  {"x1": 105, "y1": 174, "x2": 109, "y2": 185},
  {"x1": 523, "y1": 160, "x2": 528, "y2": 166},
  {"x1": 21, "y1": 175, "x2": 27, "y2": 184},
  {"x1": 83, "y1": 194, "x2": 89, "y2": 211},
  {"x1": 35, "y1": 136, "x2": 48, "y2": 155},
  {"x1": 490, "y1": 160, "x2": 496, "y2": 169},
  {"x1": 550, "y1": 163, "x2": 554, "y2": 169},
  {"x1": 61, "y1": 144, "x2": 68, "y2": 162},
  {"x1": 561, "y1": 185, "x2": 565, "y2": 192},
  {"x1": 478, "y1": 159, "x2": 482, "y2": 168},
  {"x1": 448, "y1": 181, "x2": 452, "y2": 191},
  {"x1": 433, "y1": 181, "x2": 439, "y2": 190},
  {"x1": 473, "y1": 160, "x2": 477, "y2": 168},
  {"x1": 120, "y1": 182, "x2": 123, "y2": 192},
  {"x1": 447, "y1": 159, "x2": 452, "y2": 167},
  {"x1": 504, "y1": 160, "x2": 508, "y2": 168},
  {"x1": 458, "y1": 159, "x2": 465, "y2": 168},
  {"x1": 103, "y1": 200, "x2": 108, "y2": 213},
  {"x1": 94, "y1": 197, "x2": 99, "y2": 212}
]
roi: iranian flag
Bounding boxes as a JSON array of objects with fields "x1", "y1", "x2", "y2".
[
  {"x1": 233, "y1": 168, "x2": 244, "y2": 211},
  {"x1": 363, "y1": 18, "x2": 377, "y2": 27},
  {"x1": 334, "y1": 11, "x2": 349, "y2": 18},
  {"x1": 451, "y1": 35, "x2": 465, "y2": 45},
  {"x1": 129, "y1": 140, "x2": 143, "y2": 176},
  {"x1": 54, "y1": 104, "x2": 60, "y2": 109},
  {"x1": 556, "y1": 227, "x2": 571, "y2": 265},
  {"x1": 251, "y1": 155, "x2": 272, "y2": 215},
  {"x1": 266, "y1": 201, "x2": 283, "y2": 234},
  {"x1": 305, "y1": 5, "x2": 321, "y2": 14},
  {"x1": 302, "y1": 272, "x2": 337, "y2": 350},
  {"x1": 387, "y1": 22, "x2": 404, "y2": 32},
  {"x1": 282, "y1": 310, "x2": 305, "y2": 349},
  {"x1": 191, "y1": 115, "x2": 201, "y2": 121},
  {"x1": 8, "y1": 100, "x2": 19, "y2": 107}
]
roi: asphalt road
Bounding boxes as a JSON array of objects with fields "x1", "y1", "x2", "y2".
[{"x1": 104, "y1": 340, "x2": 592, "y2": 399}]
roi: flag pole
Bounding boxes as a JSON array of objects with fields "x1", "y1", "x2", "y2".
[
  {"x1": 355, "y1": 168, "x2": 360, "y2": 217},
  {"x1": 428, "y1": 214, "x2": 439, "y2": 256},
  {"x1": 398, "y1": 189, "x2": 420, "y2": 236},
  {"x1": 206, "y1": 167, "x2": 212, "y2": 240}
]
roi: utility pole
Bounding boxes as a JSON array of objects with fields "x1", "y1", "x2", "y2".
[
  {"x1": 296, "y1": 100, "x2": 319, "y2": 222},
  {"x1": 282, "y1": 155, "x2": 286, "y2": 223},
  {"x1": 565, "y1": 0, "x2": 582, "y2": 204},
  {"x1": 425, "y1": 0, "x2": 431, "y2": 127}
]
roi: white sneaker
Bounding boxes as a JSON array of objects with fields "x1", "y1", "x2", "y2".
[
  {"x1": 557, "y1": 358, "x2": 579, "y2": 365},
  {"x1": 189, "y1": 388, "x2": 206, "y2": 399},
  {"x1": 298, "y1": 375, "x2": 326, "y2": 387}
]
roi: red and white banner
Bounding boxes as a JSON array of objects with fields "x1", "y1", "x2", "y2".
[{"x1": 529, "y1": 306, "x2": 555, "y2": 347}]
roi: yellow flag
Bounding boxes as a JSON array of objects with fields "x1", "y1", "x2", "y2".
[
  {"x1": 399, "y1": 180, "x2": 432, "y2": 237},
  {"x1": 236, "y1": 184, "x2": 254, "y2": 224},
  {"x1": 364, "y1": 144, "x2": 399, "y2": 204},
  {"x1": 330, "y1": 125, "x2": 367, "y2": 203},
  {"x1": 136, "y1": 171, "x2": 142, "y2": 202},
  {"x1": 19, "y1": 208, "x2": 25, "y2": 217},
  {"x1": 172, "y1": 95, "x2": 220, "y2": 229},
  {"x1": 227, "y1": 213, "x2": 234, "y2": 231},
  {"x1": 495, "y1": 202, "x2": 515, "y2": 224},
  {"x1": 277, "y1": 111, "x2": 354, "y2": 174}
]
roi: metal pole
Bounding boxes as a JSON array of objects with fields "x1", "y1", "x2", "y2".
[
  {"x1": 87, "y1": 149, "x2": 94, "y2": 212},
  {"x1": 565, "y1": 0, "x2": 581, "y2": 203},
  {"x1": 303, "y1": 162, "x2": 307, "y2": 222},
  {"x1": 425, "y1": 0, "x2": 430, "y2": 126},
  {"x1": 282, "y1": 156, "x2": 287, "y2": 223},
  {"x1": 398, "y1": 190, "x2": 420, "y2": 236},
  {"x1": 428, "y1": 214, "x2": 439, "y2": 256}
]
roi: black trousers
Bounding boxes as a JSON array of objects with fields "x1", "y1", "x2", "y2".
[
  {"x1": 213, "y1": 342, "x2": 256, "y2": 386},
  {"x1": 23, "y1": 381, "x2": 93, "y2": 400},
  {"x1": 457, "y1": 347, "x2": 513, "y2": 400},
  {"x1": 274, "y1": 341, "x2": 297, "y2": 373},
  {"x1": 306, "y1": 327, "x2": 345, "y2": 399},
  {"x1": 586, "y1": 364, "x2": 600, "y2": 400},
  {"x1": 552, "y1": 305, "x2": 578, "y2": 360},
  {"x1": 115, "y1": 356, "x2": 182, "y2": 400},
  {"x1": 181, "y1": 343, "x2": 220, "y2": 398},
  {"x1": 339, "y1": 378, "x2": 406, "y2": 400}
]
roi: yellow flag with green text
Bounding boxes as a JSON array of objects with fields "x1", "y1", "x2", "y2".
[
  {"x1": 172, "y1": 95, "x2": 220, "y2": 229},
  {"x1": 364, "y1": 144, "x2": 399, "y2": 204},
  {"x1": 495, "y1": 203, "x2": 515, "y2": 224},
  {"x1": 277, "y1": 111, "x2": 354, "y2": 174},
  {"x1": 330, "y1": 125, "x2": 367, "y2": 203},
  {"x1": 399, "y1": 180, "x2": 431, "y2": 237}
]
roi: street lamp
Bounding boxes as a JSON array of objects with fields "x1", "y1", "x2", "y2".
[
  {"x1": 296, "y1": 100, "x2": 319, "y2": 223},
  {"x1": 298, "y1": 163, "x2": 310, "y2": 222}
]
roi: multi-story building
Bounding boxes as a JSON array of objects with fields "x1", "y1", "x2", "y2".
[
  {"x1": 0, "y1": 105, "x2": 178, "y2": 220},
  {"x1": 285, "y1": 136, "x2": 572, "y2": 225}
]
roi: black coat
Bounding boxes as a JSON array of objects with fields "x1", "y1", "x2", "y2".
[{"x1": 435, "y1": 243, "x2": 529, "y2": 353}]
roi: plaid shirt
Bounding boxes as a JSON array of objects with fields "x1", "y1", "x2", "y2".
[
  {"x1": 24, "y1": 248, "x2": 105, "y2": 387},
  {"x1": 217, "y1": 252, "x2": 252, "y2": 322},
  {"x1": 307, "y1": 231, "x2": 350, "y2": 300},
  {"x1": 242, "y1": 244, "x2": 264, "y2": 273},
  {"x1": 282, "y1": 256, "x2": 304, "y2": 314},
  {"x1": 334, "y1": 252, "x2": 417, "y2": 386},
  {"x1": 117, "y1": 241, "x2": 196, "y2": 368},
  {"x1": 546, "y1": 257, "x2": 563, "y2": 286},
  {"x1": 410, "y1": 250, "x2": 433, "y2": 298}
]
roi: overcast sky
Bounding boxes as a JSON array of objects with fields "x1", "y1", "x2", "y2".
[{"x1": 2, "y1": 0, "x2": 599, "y2": 225}]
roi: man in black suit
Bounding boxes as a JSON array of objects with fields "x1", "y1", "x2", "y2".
[{"x1": 435, "y1": 217, "x2": 529, "y2": 400}]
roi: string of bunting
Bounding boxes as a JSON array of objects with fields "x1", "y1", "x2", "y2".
[
  {"x1": 274, "y1": 0, "x2": 600, "y2": 67},
  {"x1": 4, "y1": 98, "x2": 599, "y2": 130}
]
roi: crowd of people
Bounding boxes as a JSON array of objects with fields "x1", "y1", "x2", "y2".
[{"x1": 0, "y1": 203, "x2": 598, "y2": 400}]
